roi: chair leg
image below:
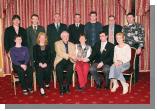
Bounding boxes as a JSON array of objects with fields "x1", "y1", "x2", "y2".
[
  {"x1": 72, "y1": 72, "x2": 75, "y2": 87},
  {"x1": 129, "y1": 74, "x2": 133, "y2": 93},
  {"x1": 13, "y1": 76, "x2": 16, "y2": 95},
  {"x1": 91, "y1": 75, "x2": 94, "y2": 87},
  {"x1": 33, "y1": 72, "x2": 37, "y2": 92},
  {"x1": 53, "y1": 71, "x2": 57, "y2": 88}
]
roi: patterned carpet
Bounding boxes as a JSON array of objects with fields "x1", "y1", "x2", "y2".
[{"x1": 0, "y1": 72, "x2": 150, "y2": 104}]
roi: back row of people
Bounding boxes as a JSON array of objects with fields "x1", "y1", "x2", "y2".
[{"x1": 5, "y1": 11, "x2": 144, "y2": 96}]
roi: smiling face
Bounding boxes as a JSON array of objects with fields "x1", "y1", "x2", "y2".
[
  {"x1": 108, "y1": 16, "x2": 115, "y2": 25},
  {"x1": 31, "y1": 16, "x2": 39, "y2": 25},
  {"x1": 127, "y1": 15, "x2": 135, "y2": 24},
  {"x1": 99, "y1": 33, "x2": 107, "y2": 42},
  {"x1": 74, "y1": 14, "x2": 81, "y2": 24},
  {"x1": 12, "y1": 18, "x2": 20, "y2": 26},
  {"x1": 79, "y1": 35, "x2": 86, "y2": 44},
  {"x1": 14, "y1": 36, "x2": 22, "y2": 45},
  {"x1": 61, "y1": 31, "x2": 69, "y2": 44},
  {"x1": 116, "y1": 33, "x2": 124, "y2": 44},
  {"x1": 90, "y1": 13, "x2": 97, "y2": 22},
  {"x1": 54, "y1": 14, "x2": 60, "y2": 23}
]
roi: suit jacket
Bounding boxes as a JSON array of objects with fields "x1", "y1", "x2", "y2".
[
  {"x1": 103, "y1": 24, "x2": 122, "y2": 45},
  {"x1": 68, "y1": 24, "x2": 84, "y2": 44},
  {"x1": 47, "y1": 23, "x2": 67, "y2": 61},
  {"x1": 4, "y1": 26, "x2": 27, "y2": 53},
  {"x1": 54, "y1": 40, "x2": 75, "y2": 69},
  {"x1": 27, "y1": 25, "x2": 45, "y2": 63},
  {"x1": 89, "y1": 41, "x2": 115, "y2": 66}
]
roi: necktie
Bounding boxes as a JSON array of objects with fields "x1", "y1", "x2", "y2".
[
  {"x1": 56, "y1": 24, "x2": 59, "y2": 31},
  {"x1": 34, "y1": 26, "x2": 37, "y2": 33},
  {"x1": 64, "y1": 43, "x2": 68, "y2": 53}
]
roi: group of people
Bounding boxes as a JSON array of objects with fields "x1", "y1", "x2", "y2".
[{"x1": 4, "y1": 11, "x2": 144, "y2": 96}]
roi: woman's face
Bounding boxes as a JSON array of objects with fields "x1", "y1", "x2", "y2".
[
  {"x1": 39, "y1": 35, "x2": 46, "y2": 44},
  {"x1": 15, "y1": 37, "x2": 22, "y2": 44},
  {"x1": 79, "y1": 36, "x2": 86, "y2": 44},
  {"x1": 116, "y1": 35, "x2": 124, "y2": 44}
]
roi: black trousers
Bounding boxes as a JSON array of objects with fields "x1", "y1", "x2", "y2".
[
  {"x1": 89, "y1": 63, "x2": 110, "y2": 88},
  {"x1": 55, "y1": 59, "x2": 73, "y2": 90},
  {"x1": 13, "y1": 64, "x2": 33, "y2": 90},
  {"x1": 35, "y1": 66, "x2": 51, "y2": 88},
  {"x1": 134, "y1": 55, "x2": 139, "y2": 83}
]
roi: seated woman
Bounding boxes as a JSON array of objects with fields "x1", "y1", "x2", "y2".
[
  {"x1": 10, "y1": 35, "x2": 33, "y2": 95},
  {"x1": 33, "y1": 32, "x2": 51, "y2": 96},
  {"x1": 109, "y1": 32, "x2": 131, "y2": 95},
  {"x1": 75, "y1": 34, "x2": 92, "y2": 91}
]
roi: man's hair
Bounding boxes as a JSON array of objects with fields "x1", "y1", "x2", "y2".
[
  {"x1": 99, "y1": 31, "x2": 107, "y2": 36},
  {"x1": 12, "y1": 15, "x2": 21, "y2": 21},
  {"x1": 31, "y1": 14, "x2": 39, "y2": 18},
  {"x1": 127, "y1": 12, "x2": 135, "y2": 17},
  {"x1": 108, "y1": 15, "x2": 115, "y2": 19},
  {"x1": 89, "y1": 11, "x2": 97, "y2": 16}
]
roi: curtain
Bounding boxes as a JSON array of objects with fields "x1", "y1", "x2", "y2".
[{"x1": 0, "y1": 0, "x2": 149, "y2": 75}]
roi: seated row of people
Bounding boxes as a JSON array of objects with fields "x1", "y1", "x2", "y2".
[{"x1": 10, "y1": 31, "x2": 131, "y2": 96}]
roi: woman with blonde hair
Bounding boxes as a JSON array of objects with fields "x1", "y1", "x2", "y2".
[
  {"x1": 109, "y1": 32, "x2": 131, "y2": 95},
  {"x1": 33, "y1": 32, "x2": 51, "y2": 96}
]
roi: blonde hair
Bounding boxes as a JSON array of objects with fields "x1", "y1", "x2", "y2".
[
  {"x1": 116, "y1": 32, "x2": 125, "y2": 40},
  {"x1": 36, "y1": 32, "x2": 48, "y2": 45}
]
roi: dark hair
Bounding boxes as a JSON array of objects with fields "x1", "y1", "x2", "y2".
[
  {"x1": 12, "y1": 15, "x2": 21, "y2": 21},
  {"x1": 75, "y1": 13, "x2": 81, "y2": 16},
  {"x1": 127, "y1": 12, "x2": 135, "y2": 17},
  {"x1": 90, "y1": 11, "x2": 97, "y2": 16},
  {"x1": 79, "y1": 33, "x2": 87, "y2": 39},
  {"x1": 31, "y1": 14, "x2": 39, "y2": 18},
  {"x1": 99, "y1": 31, "x2": 107, "y2": 36},
  {"x1": 108, "y1": 15, "x2": 115, "y2": 19},
  {"x1": 14, "y1": 35, "x2": 22, "y2": 40}
]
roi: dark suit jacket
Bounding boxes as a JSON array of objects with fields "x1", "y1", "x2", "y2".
[
  {"x1": 4, "y1": 26, "x2": 27, "y2": 53},
  {"x1": 68, "y1": 24, "x2": 84, "y2": 44},
  {"x1": 103, "y1": 24, "x2": 122, "y2": 45},
  {"x1": 47, "y1": 23, "x2": 67, "y2": 61},
  {"x1": 26, "y1": 25, "x2": 45, "y2": 64},
  {"x1": 89, "y1": 41, "x2": 115, "y2": 66}
]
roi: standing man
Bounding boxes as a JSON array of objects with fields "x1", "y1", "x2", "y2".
[
  {"x1": 103, "y1": 15, "x2": 122, "y2": 45},
  {"x1": 54, "y1": 31, "x2": 76, "y2": 96},
  {"x1": 122, "y1": 12, "x2": 145, "y2": 83},
  {"x1": 27, "y1": 14, "x2": 45, "y2": 67},
  {"x1": 47, "y1": 13, "x2": 67, "y2": 64},
  {"x1": 89, "y1": 31, "x2": 115, "y2": 89},
  {"x1": 4, "y1": 15, "x2": 27, "y2": 54},
  {"x1": 84, "y1": 11, "x2": 103, "y2": 47},
  {"x1": 68, "y1": 14, "x2": 84, "y2": 44}
]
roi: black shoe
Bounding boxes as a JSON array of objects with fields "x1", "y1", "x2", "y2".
[
  {"x1": 96, "y1": 81, "x2": 102, "y2": 89},
  {"x1": 64, "y1": 84, "x2": 70, "y2": 94},
  {"x1": 28, "y1": 88, "x2": 33, "y2": 94},
  {"x1": 76, "y1": 85, "x2": 83, "y2": 92}
]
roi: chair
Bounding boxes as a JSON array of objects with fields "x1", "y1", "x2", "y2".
[
  {"x1": 53, "y1": 66, "x2": 76, "y2": 89},
  {"x1": 110, "y1": 47, "x2": 137, "y2": 93},
  {"x1": 8, "y1": 56, "x2": 37, "y2": 95}
]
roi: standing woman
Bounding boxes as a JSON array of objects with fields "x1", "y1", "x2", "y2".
[
  {"x1": 109, "y1": 32, "x2": 131, "y2": 94},
  {"x1": 33, "y1": 32, "x2": 51, "y2": 96},
  {"x1": 10, "y1": 35, "x2": 33, "y2": 95},
  {"x1": 75, "y1": 34, "x2": 92, "y2": 91},
  {"x1": 4, "y1": 15, "x2": 27, "y2": 54}
]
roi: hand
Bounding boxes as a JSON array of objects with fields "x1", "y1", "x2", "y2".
[
  {"x1": 43, "y1": 63, "x2": 47, "y2": 68},
  {"x1": 20, "y1": 64, "x2": 27, "y2": 71},
  {"x1": 82, "y1": 58, "x2": 89, "y2": 62},
  {"x1": 39, "y1": 63, "x2": 43, "y2": 67},
  {"x1": 69, "y1": 54, "x2": 76, "y2": 61},
  {"x1": 136, "y1": 48, "x2": 142, "y2": 55},
  {"x1": 97, "y1": 62, "x2": 103, "y2": 69},
  {"x1": 114, "y1": 61, "x2": 122, "y2": 67}
]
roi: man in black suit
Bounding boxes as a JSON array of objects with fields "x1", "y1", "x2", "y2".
[
  {"x1": 4, "y1": 15, "x2": 27, "y2": 54},
  {"x1": 68, "y1": 14, "x2": 84, "y2": 44},
  {"x1": 47, "y1": 13, "x2": 67, "y2": 63},
  {"x1": 103, "y1": 15, "x2": 122, "y2": 45},
  {"x1": 89, "y1": 31, "x2": 115, "y2": 89},
  {"x1": 27, "y1": 14, "x2": 45, "y2": 67}
]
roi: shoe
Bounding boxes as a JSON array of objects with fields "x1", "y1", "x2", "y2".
[
  {"x1": 76, "y1": 85, "x2": 83, "y2": 92},
  {"x1": 96, "y1": 81, "x2": 102, "y2": 89},
  {"x1": 111, "y1": 83, "x2": 119, "y2": 92},
  {"x1": 65, "y1": 85, "x2": 70, "y2": 94},
  {"x1": 28, "y1": 88, "x2": 33, "y2": 94},
  {"x1": 40, "y1": 88, "x2": 46, "y2": 96},
  {"x1": 22, "y1": 90, "x2": 28, "y2": 95},
  {"x1": 122, "y1": 83, "x2": 129, "y2": 95},
  {"x1": 45, "y1": 84, "x2": 50, "y2": 88}
]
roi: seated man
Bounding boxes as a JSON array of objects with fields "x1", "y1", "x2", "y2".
[
  {"x1": 54, "y1": 31, "x2": 76, "y2": 96},
  {"x1": 89, "y1": 31, "x2": 115, "y2": 89}
]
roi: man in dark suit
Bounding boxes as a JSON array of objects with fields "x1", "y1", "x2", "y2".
[
  {"x1": 89, "y1": 31, "x2": 115, "y2": 89},
  {"x1": 103, "y1": 15, "x2": 122, "y2": 45},
  {"x1": 27, "y1": 14, "x2": 45, "y2": 67},
  {"x1": 47, "y1": 13, "x2": 67, "y2": 63},
  {"x1": 68, "y1": 14, "x2": 84, "y2": 44},
  {"x1": 4, "y1": 15, "x2": 27, "y2": 54}
]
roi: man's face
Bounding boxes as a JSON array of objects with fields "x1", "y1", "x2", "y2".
[
  {"x1": 90, "y1": 14, "x2": 97, "y2": 22},
  {"x1": 108, "y1": 17, "x2": 115, "y2": 25},
  {"x1": 61, "y1": 32, "x2": 69, "y2": 43},
  {"x1": 127, "y1": 15, "x2": 135, "y2": 24},
  {"x1": 31, "y1": 16, "x2": 39, "y2": 25},
  {"x1": 13, "y1": 18, "x2": 20, "y2": 26},
  {"x1": 100, "y1": 33, "x2": 107, "y2": 42},
  {"x1": 74, "y1": 15, "x2": 81, "y2": 23},
  {"x1": 54, "y1": 14, "x2": 60, "y2": 23}
]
